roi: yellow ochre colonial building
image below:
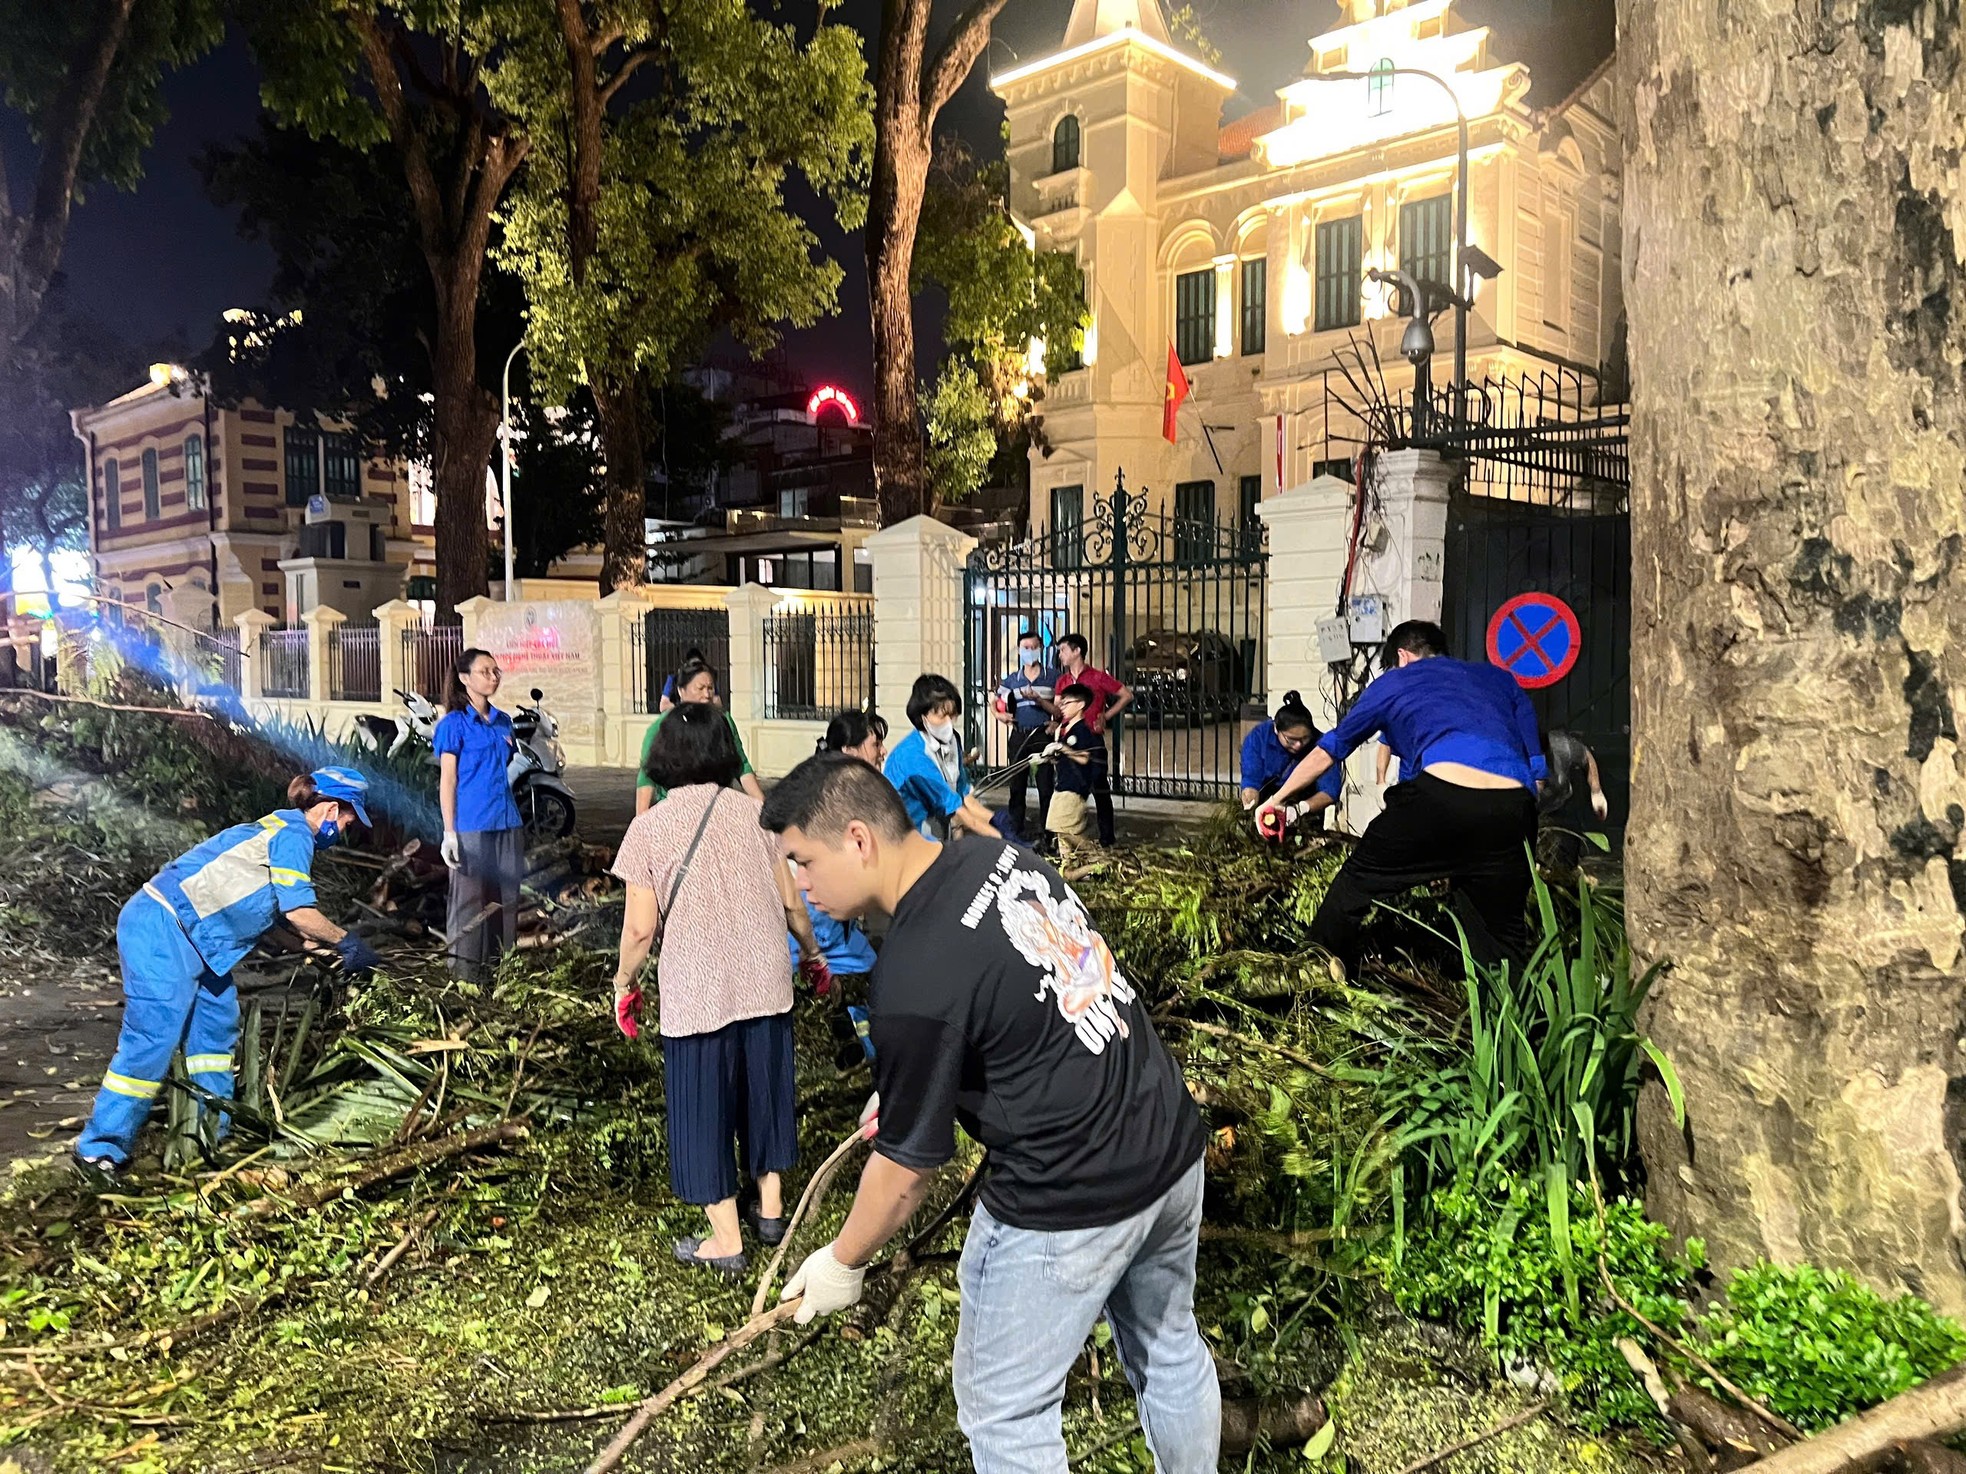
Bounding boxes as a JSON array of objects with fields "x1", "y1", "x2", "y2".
[
  {"x1": 995, "y1": 0, "x2": 1622, "y2": 540},
  {"x1": 70, "y1": 368, "x2": 435, "y2": 632}
]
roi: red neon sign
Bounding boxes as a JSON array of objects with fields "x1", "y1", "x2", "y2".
[{"x1": 807, "y1": 385, "x2": 860, "y2": 424}]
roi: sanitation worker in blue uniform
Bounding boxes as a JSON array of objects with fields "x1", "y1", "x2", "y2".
[{"x1": 73, "y1": 767, "x2": 385, "y2": 1183}]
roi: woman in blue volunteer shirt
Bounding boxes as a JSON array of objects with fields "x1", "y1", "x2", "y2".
[
  {"x1": 74, "y1": 768, "x2": 383, "y2": 1184},
  {"x1": 1239, "y1": 690, "x2": 1343, "y2": 819},
  {"x1": 883, "y1": 674, "x2": 1000, "y2": 842},
  {"x1": 435, "y1": 647, "x2": 525, "y2": 981}
]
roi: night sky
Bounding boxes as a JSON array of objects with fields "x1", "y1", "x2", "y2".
[{"x1": 10, "y1": 0, "x2": 1615, "y2": 402}]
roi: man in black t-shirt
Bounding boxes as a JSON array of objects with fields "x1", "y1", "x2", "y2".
[{"x1": 760, "y1": 753, "x2": 1217, "y2": 1473}]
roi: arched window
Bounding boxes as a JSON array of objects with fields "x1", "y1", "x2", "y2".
[
  {"x1": 141, "y1": 447, "x2": 161, "y2": 519},
  {"x1": 184, "y1": 433, "x2": 206, "y2": 511},
  {"x1": 145, "y1": 583, "x2": 163, "y2": 615},
  {"x1": 1367, "y1": 58, "x2": 1395, "y2": 117},
  {"x1": 1052, "y1": 114, "x2": 1082, "y2": 174}
]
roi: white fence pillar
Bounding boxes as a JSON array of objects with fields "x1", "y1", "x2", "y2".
[
  {"x1": 372, "y1": 599, "x2": 419, "y2": 703},
  {"x1": 725, "y1": 583, "x2": 775, "y2": 757},
  {"x1": 865, "y1": 515, "x2": 977, "y2": 729},
  {"x1": 235, "y1": 609, "x2": 276, "y2": 702},
  {"x1": 301, "y1": 606, "x2": 344, "y2": 706}
]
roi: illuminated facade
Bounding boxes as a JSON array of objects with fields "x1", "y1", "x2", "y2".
[
  {"x1": 994, "y1": 0, "x2": 1621, "y2": 541},
  {"x1": 70, "y1": 370, "x2": 433, "y2": 630}
]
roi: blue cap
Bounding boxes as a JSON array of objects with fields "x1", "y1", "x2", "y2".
[{"x1": 310, "y1": 766, "x2": 372, "y2": 828}]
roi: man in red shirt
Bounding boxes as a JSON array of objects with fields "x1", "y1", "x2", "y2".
[{"x1": 1057, "y1": 633, "x2": 1134, "y2": 847}]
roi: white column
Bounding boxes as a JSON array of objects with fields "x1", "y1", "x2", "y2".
[
  {"x1": 236, "y1": 609, "x2": 276, "y2": 702},
  {"x1": 1354, "y1": 448, "x2": 1453, "y2": 632},
  {"x1": 1257, "y1": 475, "x2": 1351, "y2": 731},
  {"x1": 865, "y1": 515, "x2": 977, "y2": 729},
  {"x1": 301, "y1": 605, "x2": 344, "y2": 705},
  {"x1": 724, "y1": 583, "x2": 776, "y2": 761},
  {"x1": 372, "y1": 599, "x2": 419, "y2": 702},
  {"x1": 453, "y1": 595, "x2": 493, "y2": 656}
]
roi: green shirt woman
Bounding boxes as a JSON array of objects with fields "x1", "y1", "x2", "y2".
[{"x1": 636, "y1": 657, "x2": 767, "y2": 814}]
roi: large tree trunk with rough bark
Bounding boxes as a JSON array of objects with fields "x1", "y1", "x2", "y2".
[
  {"x1": 1621, "y1": 0, "x2": 1966, "y2": 1314},
  {"x1": 592, "y1": 373, "x2": 648, "y2": 593},
  {"x1": 428, "y1": 287, "x2": 497, "y2": 623},
  {"x1": 867, "y1": 0, "x2": 1010, "y2": 527},
  {"x1": 868, "y1": 103, "x2": 931, "y2": 527}
]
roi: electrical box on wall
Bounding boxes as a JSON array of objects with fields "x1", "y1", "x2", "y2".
[
  {"x1": 1317, "y1": 616, "x2": 1353, "y2": 665},
  {"x1": 1348, "y1": 594, "x2": 1385, "y2": 643}
]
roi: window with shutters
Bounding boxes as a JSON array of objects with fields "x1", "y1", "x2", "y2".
[
  {"x1": 284, "y1": 425, "x2": 319, "y2": 507},
  {"x1": 102, "y1": 457, "x2": 120, "y2": 532},
  {"x1": 1398, "y1": 195, "x2": 1453, "y2": 317},
  {"x1": 184, "y1": 434, "x2": 206, "y2": 511},
  {"x1": 1238, "y1": 474, "x2": 1263, "y2": 556},
  {"x1": 1051, "y1": 484, "x2": 1084, "y2": 570},
  {"x1": 1051, "y1": 115, "x2": 1081, "y2": 174},
  {"x1": 323, "y1": 431, "x2": 361, "y2": 501},
  {"x1": 1314, "y1": 217, "x2": 1363, "y2": 331},
  {"x1": 1174, "y1": 268, "x2": 1216, "y2": 366},
  {"x1": 142, "y1": 449, "x2": 161, "y2": 520},
  {"x1": 1174, "y1": 480, "x2": 1215, "y2": 564},
  {"x1": 1240, "y1": 258, "x2": 1267, "y2": 356}
]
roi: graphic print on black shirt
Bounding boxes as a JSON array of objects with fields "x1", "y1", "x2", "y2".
[{"x1": 868, "y1": 840, "x2": 1207, "y2": 1231}]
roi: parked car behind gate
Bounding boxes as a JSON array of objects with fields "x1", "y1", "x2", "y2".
[{"x1": 1121, "y1": 629, "x2": 1246, "y2": 726}]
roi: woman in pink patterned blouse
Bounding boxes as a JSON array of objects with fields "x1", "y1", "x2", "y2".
[{"x1": 611, "y1": 703, "x2": 821, "y2": 1275}]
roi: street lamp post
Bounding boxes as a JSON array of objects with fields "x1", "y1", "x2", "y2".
[
  {"x1": 1311, "y1": 66, "x2": 1471, "y2": 414},
  {"x1": 500, "y1": 342, "x2": 523, "y2": 600}
]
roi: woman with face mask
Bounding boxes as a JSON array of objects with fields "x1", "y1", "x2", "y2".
[
  {"x1": 883, "y1": 674, "x2": 1002, "y2": 843},
  {"x1": 73, "y1": 767, "x2": 383, "y2": 1186}
]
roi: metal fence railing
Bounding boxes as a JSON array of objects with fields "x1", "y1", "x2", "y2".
[
  {"x1": 633, "y1": 607, "x2": 731, "y2": 713},
  {"x1": 401, "y1": 625, "x2": 463, "y2": 701},
  {"x1": 763, "y1": 604, "x2": 875, "y2": 721},
  {"x1": 331, "y1": 623, "x2": 381, "y2": 703},
  {"x1": 259, "y1": 628, "x2": 310, "y2": 700},
  {"x1": 207, "y1": 630, "x2": 244, "y2": 693}
]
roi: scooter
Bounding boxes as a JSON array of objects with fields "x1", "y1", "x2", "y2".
[
  {"x1": 510, "y1": 688, "x2": 578, "y2": 841},
  {"x1": 353, "y1": 689, "x2": 439, "y2": 759}
]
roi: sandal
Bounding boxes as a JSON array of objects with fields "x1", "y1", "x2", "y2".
[
  {"x1": 673, "y1": 1236, "x2": 748, "y2": 1278},
  {"x1": 742, "y1": 1202, "x2": 788, "y2": 1246}
]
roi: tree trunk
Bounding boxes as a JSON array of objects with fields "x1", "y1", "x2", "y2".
[
  {"x1": 593, "y1": 371, "x2": 648, "y2": 594},
  {"x1": 1620, "y1": 0, "x2": 1966, "y2": 1313},
  {"x1": 429, "y1": 281, "x2": 496, "y2": 623},
  {"x1": 868, "y1": 117, "x2": 930, "y2": 527}
]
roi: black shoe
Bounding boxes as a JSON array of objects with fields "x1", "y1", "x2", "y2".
[
  {"x1": 742, "y1": 1202, "x2": 788, "y2": 1246},
  {"x1": 71, "y1": 1152, "x2": 122, "y2": 1190},
  {"x1": 673, "y1": 1236, "x2": 748, "y2": 1278}
]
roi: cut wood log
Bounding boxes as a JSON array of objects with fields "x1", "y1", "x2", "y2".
[
  {"x1": 1743, "y1": 1366, "x2": 1966, "y2": 1474},
  {"x1": 1220, "y1": 1394, "x2": 1325, "y2": 1454},
  {"x1": 1672, "y1": 1385, "x2": 1788, "y2": 1469}
]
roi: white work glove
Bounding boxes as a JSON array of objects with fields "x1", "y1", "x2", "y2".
[
  {"x1": 858, "y1": 1092, "x2": 880, "y2": 1139},
  {"x1": 1042, "y1": 742, "x2": 1065, "y2": 760},
  {"x1": 780, "y1": 1241, "x2": 867, "y2": 1325},
  {"x1": 1591, "y1": 792, "x2": 1609, "y2": 822},
  {"x1": 441, "y1": 831, "x2": 463, "y2": 870}
]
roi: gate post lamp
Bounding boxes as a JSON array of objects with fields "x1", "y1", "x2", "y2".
[{"x1": 500, "y1": 342, "x2": 524, "y2": 600}]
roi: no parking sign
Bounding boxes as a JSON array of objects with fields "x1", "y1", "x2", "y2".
[{"x1": 1485, "y1": 593, "x2": 1580, "y2": 689}]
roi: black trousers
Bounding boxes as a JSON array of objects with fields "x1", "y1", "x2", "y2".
[
  {"x1": 1091, "y1": 726, "x2": 1118, "y2": 846},
  {"x1": 1005, "y1": 726, "x2": 1055, "y2": 839},
  {"x1": 1309, "y1": 773, "x2": 1538, "y2": 976}
]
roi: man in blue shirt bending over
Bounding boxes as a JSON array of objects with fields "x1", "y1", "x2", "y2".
[{"x1": 1256, "y1": 620, "x2": 1546, "y2": 978}]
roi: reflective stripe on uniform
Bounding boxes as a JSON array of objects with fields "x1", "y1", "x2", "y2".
[
  {"x1": 184, "y1": 1054, "x2": 233, "y2": 1075},
  {"x1": 268, "y1": 867, "x2": 309, "y2": 888},
  {"x1": 101, "y1": 1070, "x2": 163, "y2": 1099}
]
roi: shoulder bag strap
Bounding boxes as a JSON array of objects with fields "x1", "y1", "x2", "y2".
[{"x1": 662, "y1": 789, "x2": 723, "y2": 920}]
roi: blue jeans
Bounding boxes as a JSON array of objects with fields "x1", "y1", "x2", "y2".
[
  {"x1": 954, "y1": 1156, "x2": 1218, "y2": 1473},
  {"x1": 77, "y1": 895, "x2": 238, "y2": 1164}
]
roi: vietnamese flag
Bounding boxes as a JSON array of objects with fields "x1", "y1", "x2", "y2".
[{"x1": 1163, "y1": 344, "x2": 1191, "y2": 444}]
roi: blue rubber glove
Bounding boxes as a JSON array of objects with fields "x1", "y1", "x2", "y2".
[{"x1": 336, "y1": 933, "x2": 385, "y2": 979}]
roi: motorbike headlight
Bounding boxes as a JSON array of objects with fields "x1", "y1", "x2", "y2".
[{"x1": 1175, "y1": 666, "x2": 1190, "y2": 681}]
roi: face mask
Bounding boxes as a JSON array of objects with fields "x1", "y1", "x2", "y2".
[
  {"x1": 1019, "y1": 648, "x2": 1041, "y2": 667},
  {"x1": 314, "y1": 818, "x2": 341, "y2": 851},
  {"x1": 924, "y1": 719, "x2": 955, "y2": 742}
]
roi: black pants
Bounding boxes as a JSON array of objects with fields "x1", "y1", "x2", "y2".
[
  {"x1": 1092, "y1": 726, "x2": 1118, "y2": 846},
  {"x1": 1309, "y1": 773, "x2": 1538, "y2": 976},
  {"x1": 1005, "y1": 726, "x2": 1055, "y2": 839}
]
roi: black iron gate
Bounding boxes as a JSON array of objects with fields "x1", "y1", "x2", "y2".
[
  {"x1": 963, "y1": 473, "x2": 1267, "y2": 803},
  {"x1": 1426, "y1": 367, "x2": 1632, "y2": 824}
]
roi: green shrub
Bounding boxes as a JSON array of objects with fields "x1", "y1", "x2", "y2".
[
  {"x1": 1690, "y1": 1262, "x2": 1966, "y2": 1432},
  {"x1": 1374, "y1": 1171, "x2": 1703, "y2": 1433}
]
